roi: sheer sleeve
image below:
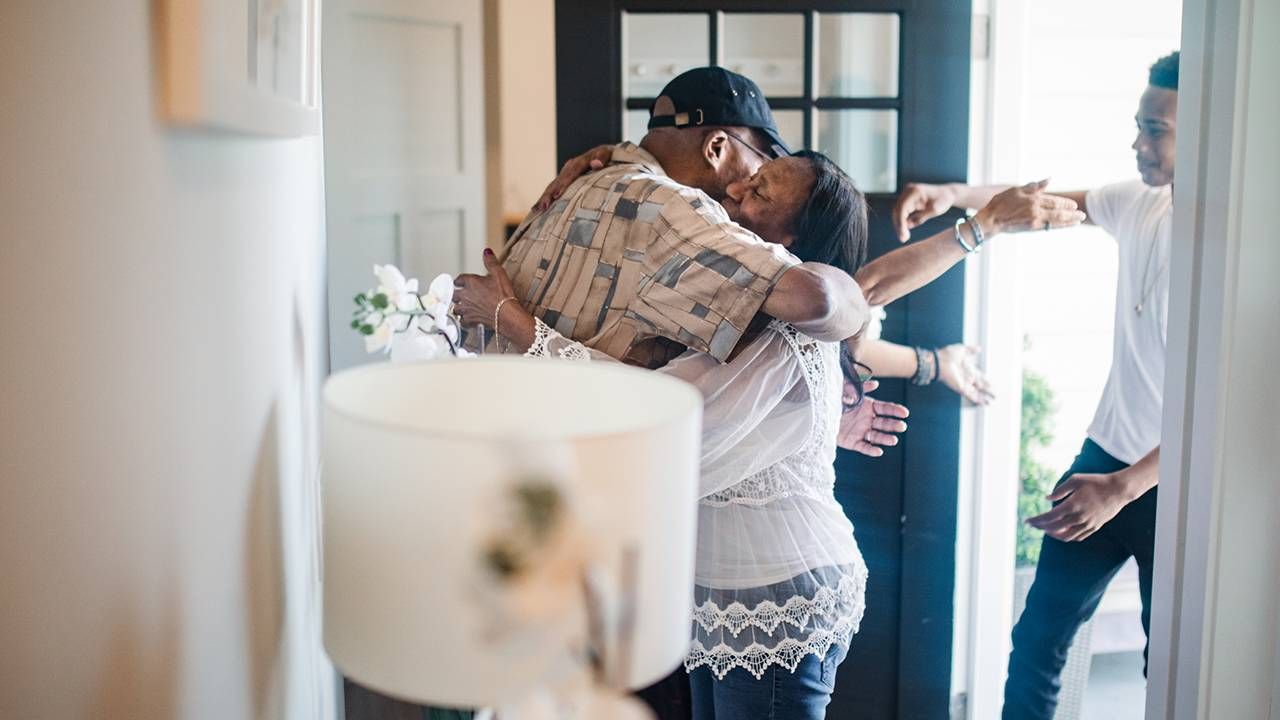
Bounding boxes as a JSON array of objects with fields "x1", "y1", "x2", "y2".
[
  {"x1": 659, "y1": 328, "x2": 813, "y2": 499},
  {"x1": 523, "y1": 317, "x2": 616, "y2": 361},
  {"x1": 525, "y1": 318, "x2": 813, "y2": 499}
]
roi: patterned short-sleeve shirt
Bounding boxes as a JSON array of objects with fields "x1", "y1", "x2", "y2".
[{"x1": 500, "y1": 143, "x2": 799, "y2": 368}]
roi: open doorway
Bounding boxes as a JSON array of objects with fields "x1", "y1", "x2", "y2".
[{"x1": 960, "y1": 1, "x2": 1181, "y2": 717}]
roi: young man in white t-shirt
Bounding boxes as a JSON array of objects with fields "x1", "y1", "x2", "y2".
[{"x1": 890, "y1": 51, "x2": 1179, "y2": 720}]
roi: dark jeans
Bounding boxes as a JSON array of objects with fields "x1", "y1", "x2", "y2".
[
  {"x1": 1002, "y1": 438, "x2": 1157, "y2": 720},
  {"x1": 689, "y1": 642, "x2": 849, "y2": 720}
]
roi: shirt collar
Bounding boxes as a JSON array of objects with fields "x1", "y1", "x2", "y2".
[{"x1": 610, "y1": 142, "x2": 668, "y2": 177}]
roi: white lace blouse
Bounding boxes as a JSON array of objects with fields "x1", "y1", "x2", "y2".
[{"x1": 524, "y1": 317, "x2": 868, "y2": 680}]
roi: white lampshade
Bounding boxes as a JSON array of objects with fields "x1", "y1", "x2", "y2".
[{"x1": 321, "y1": 357, "x2": 702, "y2": 708}]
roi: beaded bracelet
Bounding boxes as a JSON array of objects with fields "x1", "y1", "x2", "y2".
[{"x1": 911, "y1": 346, "x2": 939, "y2": 386}]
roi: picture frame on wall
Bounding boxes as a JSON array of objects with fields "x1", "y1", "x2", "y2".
[{"x1": 156, "y1": 0, "x2": 321, "y2": 137}]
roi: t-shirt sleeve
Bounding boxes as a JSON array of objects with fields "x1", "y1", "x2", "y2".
[
  {"x1": 1085, "y1": 180, "x2": 1147, "y2": 241},
  {"x1": 630, "y1": 187, "x2": 800, "y2": 362}
]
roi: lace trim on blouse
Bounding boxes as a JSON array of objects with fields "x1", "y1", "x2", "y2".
[
  {"x1": 525, "y1": 317, "x2": 592, "y2": 361},
  {"x1": 685, "y1": 568, "x2": 867, "y2": 680},
  {"x1": 691, "y1": 573, "x2": 864, "y2": 637}
]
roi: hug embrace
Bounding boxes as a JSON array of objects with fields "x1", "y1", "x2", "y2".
[{"x1": 449, "y1": 55, "x2": 1166, "y2": 719}]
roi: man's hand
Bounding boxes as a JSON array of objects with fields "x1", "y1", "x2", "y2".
[
  {"x1": 534, "y1": 144, "x2": 614, "y2": 212},
  {"x1": 937, "y1": 344, "x2": 994, "y2": 405},
  {"x1": 1027, "y1": 472, "x2": 1138, "y2": 542},
  {"x1": 837, "y1": 379, "x2": 910, "y2": 457},
  {"x1": 892, "y1": 183, "x2": 958, "y2": 242}
]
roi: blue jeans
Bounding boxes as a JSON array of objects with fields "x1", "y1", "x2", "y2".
[
  {"x1": 689, "y1": 642, "x2": 849, "y2": 720},
  {"x1": 1002, "y1": 438, "x2": 1156, "y2": 719}
]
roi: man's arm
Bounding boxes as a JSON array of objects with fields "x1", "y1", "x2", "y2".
[
  {"x1": 856, "y1": 181, "x2": 1087, "y2": 308},
  {"x1": 764, "y1": 262, "x2": 869, "y2": 343},
  {"x1": 893, "y1": 182, "x2": 1093, "y2": 242},
  {"x1": 1028, "y1": 446, "x2": 1160, "y2": 542}
]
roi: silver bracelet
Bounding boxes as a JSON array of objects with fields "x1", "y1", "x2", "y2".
[
  {"x1": 953, "y1": 217, "x2": 976, "y2": 253},
  {"x1": 969, "y1": 215, "x2": 987, "y2": 247}
]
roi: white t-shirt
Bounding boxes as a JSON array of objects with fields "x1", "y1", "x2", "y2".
[{"x1": 1085, "y1": 179, "x2": 1173, "y2": 465}]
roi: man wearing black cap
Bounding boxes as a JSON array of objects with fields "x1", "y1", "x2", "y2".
[{"x1": 490, "y1": 66, "x2": 868, "y2": 371}]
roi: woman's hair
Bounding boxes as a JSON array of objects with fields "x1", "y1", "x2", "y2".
[
  {"x1": 787, "y1": 150, "x2": 869, "y2": 276},
  {"x1": 788, "y1": 150, "x2": 873, "y2": 409}
]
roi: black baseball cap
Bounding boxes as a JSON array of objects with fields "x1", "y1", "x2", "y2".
[{"x1": 647, "y1": 66, "x2": 791, "y2": 158}]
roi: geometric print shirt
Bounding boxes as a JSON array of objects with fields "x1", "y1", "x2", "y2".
[{"x1": 499, "y1": 143, "x2": 800, "y2": 368}]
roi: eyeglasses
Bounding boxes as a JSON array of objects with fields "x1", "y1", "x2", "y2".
[{"x1": 724, "y1": 130, "x2": 775, "y2": 162}]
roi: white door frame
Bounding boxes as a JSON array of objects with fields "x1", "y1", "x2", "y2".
[
  {"x1": 950, "y1": 2, "x2": 1033, "y2": 715},
  {"x1": 1146, "y1": 0, "x2": 1280, "y2": 717}
]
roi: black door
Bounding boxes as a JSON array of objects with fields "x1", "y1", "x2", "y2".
[{"x1": 555, "y1": 2, "x2": 970, "y2": 717}]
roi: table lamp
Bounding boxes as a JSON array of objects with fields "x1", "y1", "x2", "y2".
[{"x1": 321, "y1": 357, "x2": 702, "y2": 714}]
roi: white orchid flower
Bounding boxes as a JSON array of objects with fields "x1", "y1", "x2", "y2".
[
  {"x1": 363, "y1": 319, "x2": 394, "y2": 354},
  {"x1": 388, "y1": 329, "x2": 451, "y2": 363},
  {"x1": 372, "y1": 264, "x2": 419, "y2": 310}
]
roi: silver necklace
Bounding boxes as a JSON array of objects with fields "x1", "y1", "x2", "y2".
[{"x1": 1135, "y1": 232, "x2": 1168, "y2": 315}]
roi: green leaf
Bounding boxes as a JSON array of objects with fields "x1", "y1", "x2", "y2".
[
  {"x1": 1017, "y1": 358, "x2": 1060, "y2": 566},
  {"x1": 359, "y1": 324, "x2": 375, "y2": 336},
  {"x1": 371, "y1": 293, "x2": 389, "y2": 309}
]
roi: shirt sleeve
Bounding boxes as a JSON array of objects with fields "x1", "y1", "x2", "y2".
[
  {"x1": 1085, "y1": 180, "x2": 1147, "y2": 241},
  {"x1": 658, "y1": 329, "x2": 812, "y2": 499},
  {"x1": 630, "y1": 187, "x2": 800, "y2": 363}
]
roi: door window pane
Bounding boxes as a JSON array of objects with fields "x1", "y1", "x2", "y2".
[
  {"x1": 623, "y1": 13, "x2": 710, "y2": 97},
  {"x1": 817, "y1": 14, "x2": 899, "y2": 97},
  {"x1": 771, "y1": 110, "x2": 806, "y2": 151},
  {"x1": 722, "y1": 13, "x2": 805, "y2": 97},
  {"x1": 624, "y1": 109, "x2": 650, "y2": 145},
  {"x1": 816, "y1": 110, "x2": 897, "y2": 192}
]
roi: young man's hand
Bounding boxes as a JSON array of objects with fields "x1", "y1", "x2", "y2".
[
  {"x1": 1026, "y1": 472, "x2": 1139, "y2": 542},
  {"x1": 892, "y1": 183, "x2": 959, "y2": 242}
]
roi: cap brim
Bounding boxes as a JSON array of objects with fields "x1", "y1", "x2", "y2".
[{"x1": 760, "y1": 126, "x2": 791, "y2": 158}]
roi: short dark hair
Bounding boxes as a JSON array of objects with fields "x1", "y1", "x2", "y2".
[
  {"x1": 787, "y1": 150, "x2": 869, "y2": 277},
  {"x1": 1149, "y1": 51, "x2": 1179, "y2": 91}
]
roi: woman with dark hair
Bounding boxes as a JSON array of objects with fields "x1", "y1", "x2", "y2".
[{"x1": 454, "y1": 151, "x2": 898, "y2": 719}]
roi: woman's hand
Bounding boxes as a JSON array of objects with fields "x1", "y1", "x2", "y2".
[
  {"x1": 453, "y1": 249, "x2": 518, "y2": 328},
  {"x1": 936, "y1": 344, "x2": 994, "y2": 405},
  {"x1": 533, "y1": 144, "x2": 614, "y2": 212},
  {"x1": 973, "y1": 179, "x2": 1086, "y2": 236}
]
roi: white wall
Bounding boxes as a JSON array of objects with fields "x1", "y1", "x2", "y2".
[
  {"x1": 0, "y1": 2, "x2": 333, "y2": 718},
  {"x1": 497, "y1": 0, "x2": 557, "y2": 222},
  {"x1": 1148, "y1": 0, "x2": 1280, "y2": 716}
]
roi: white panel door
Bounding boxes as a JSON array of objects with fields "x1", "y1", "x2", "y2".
[{"x1": 323, "y1": 0, "x2": 485, "y2": 371}]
